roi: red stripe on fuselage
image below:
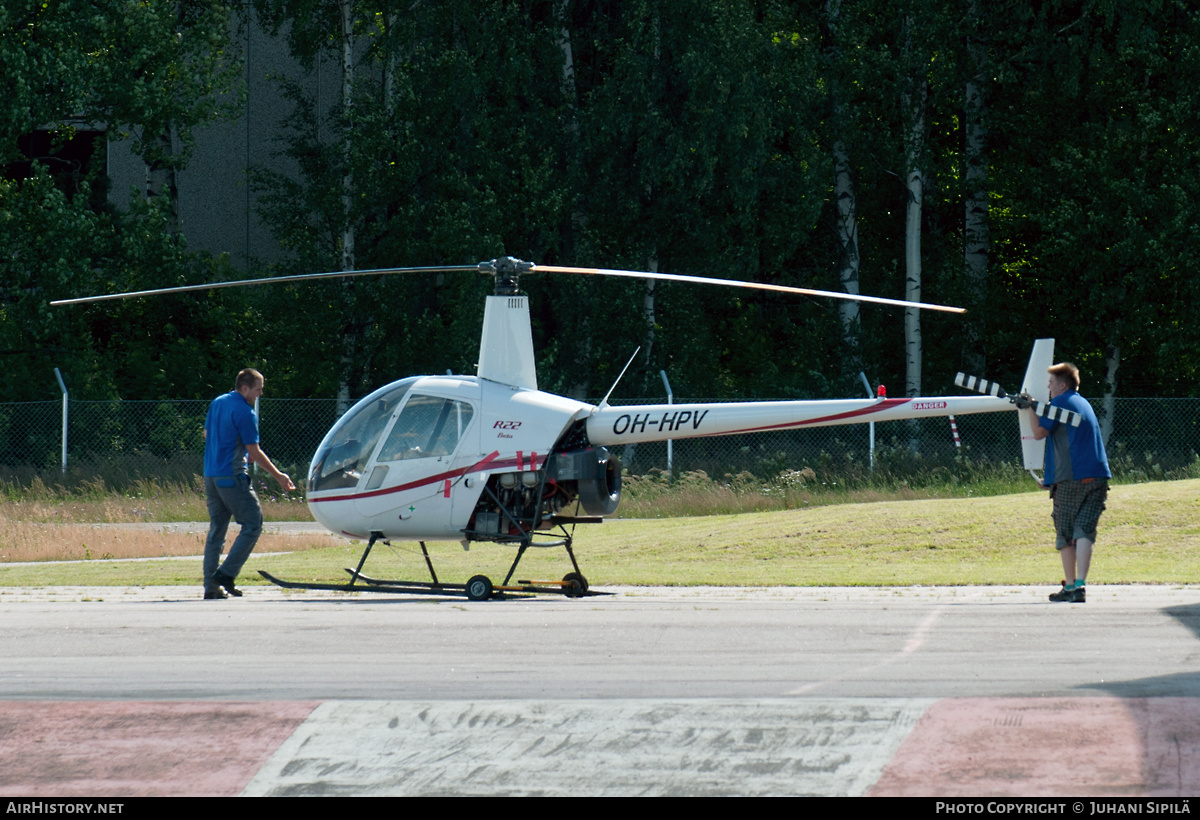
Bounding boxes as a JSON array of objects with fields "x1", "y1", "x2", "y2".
[
  {"x1": 309, "y1": 450, "x2": 504, "y2": 504},
  {"x1": 717, "y1": 398, "x2": 913, "y2": 435}
]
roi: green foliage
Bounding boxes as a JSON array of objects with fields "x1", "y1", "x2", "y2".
[
  {"x1": 1, "y1": 0, "x2": 242, "y2": 166},
  {"x1": 7, "y1": 0, "x2": 1200, "y2": 405},
  {"x1": 1, "y1": 0, "x2": 246, "y2": 401},
  {"x1": 989, "y1": 0, "x2": 1200, "y2": 395},
  {"x1": 0, "y1": 170, "x2": 257, "y2": 400}
]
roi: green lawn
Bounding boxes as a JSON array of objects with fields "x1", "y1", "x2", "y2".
[{"x1": 1, "y1": 478, "x2": 1195, "y2": 588}]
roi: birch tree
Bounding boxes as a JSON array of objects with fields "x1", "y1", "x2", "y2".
[
  {"x1": 899, "y1": 10, "x2": 931, "y2": 399},
  {"x1": 961, "y1": 0, "x2": 988, "y2": 375},
  {"x1": 821, "y1": 0, "x2": 863, "y2": 381}
]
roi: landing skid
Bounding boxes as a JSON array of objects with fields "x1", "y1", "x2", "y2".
[
  {"x1": 258, "y1": 533, "x2": 606, "y2": 601},
  {"x1": 347, "y1": 569, "x2": 605, "y2": 599}
]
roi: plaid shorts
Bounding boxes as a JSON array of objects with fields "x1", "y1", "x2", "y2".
[{"x1": 1049, "y1": 478, "x2": 1108, "y2": 549}]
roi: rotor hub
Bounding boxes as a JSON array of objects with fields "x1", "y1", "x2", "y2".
[{"x1": 479, "y1": 257, "x2": 534, "y2": 296}]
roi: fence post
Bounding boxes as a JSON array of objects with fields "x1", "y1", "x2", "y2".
[
  {"x1": 858, "y1": 372, "x2": 875, "y2": 473},
  {"x1": 54, "y1": 368, "x2": 68, "y2": 474},
  {"x1": 660, "y1": 370, "x2": 673, "y2": 478}
]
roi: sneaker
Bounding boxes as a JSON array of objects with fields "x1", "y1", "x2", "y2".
[
  {"x1": 213, "y1": 571, "x2": 243, "y2": 597},
  {"x1": 1049, "y1": 582, "x2": 1086, "y2": 603},
  {"x1": 1049, "y1": 582, "x2": 1075, "y2": 602}
]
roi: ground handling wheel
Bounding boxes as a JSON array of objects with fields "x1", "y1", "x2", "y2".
[
  {"x1": 466, "y1": 574, "x2": 494, "y2": 601},
  {"x1": 562, "y1": 572, "x2": 589, "y2": 598}
]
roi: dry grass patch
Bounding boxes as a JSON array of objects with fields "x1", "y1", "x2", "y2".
[
  {"x1": 0, "y1": 476, "x2": 312, "y2": 524},
  {"x1": 0, "y1": 518, "x2": 343, "y2": 564}
]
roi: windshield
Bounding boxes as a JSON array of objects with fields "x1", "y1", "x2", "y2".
[{"x1": 308, "y1": 378, "x2": 417, "y2": 492}]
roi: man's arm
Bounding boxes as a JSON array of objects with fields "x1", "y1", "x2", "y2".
[
  {"x1": 246, "y1": 443, "x2": 296, "y2": 491},
  {"x1": 1029, "y1": 407, "x2": 1051, "y2": 440}
]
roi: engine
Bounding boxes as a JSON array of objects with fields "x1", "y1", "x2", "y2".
[{"x1": 467, "y1": 446, "x2": 622, "y2": 538}]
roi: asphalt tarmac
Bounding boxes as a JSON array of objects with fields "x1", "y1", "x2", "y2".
[{"x1": 2, "y1": 583, "x2": 1199, "y2": 796}]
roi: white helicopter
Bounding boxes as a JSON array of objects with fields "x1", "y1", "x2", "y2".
[{"x1": 53, "y1": 257, "x2": 1078, "y2": 599}]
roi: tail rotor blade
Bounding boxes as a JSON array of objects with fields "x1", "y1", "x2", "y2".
[
  {"x1": 956, "y1": 372, "x2": 1078, "y2": 426},
  {"x1": 1035, "y1": 402, "x2": 1083, "y2": 428},
  {"x1": 954, "y1": 373, "x2": 1009, "y2": 399}
]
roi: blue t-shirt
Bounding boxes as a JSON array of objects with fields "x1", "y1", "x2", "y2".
[
  {"x1": 1039, "y1": 390, "x2": 1111, "y2": 485},
  {"x1": 204, "y1": 391, "x2": 259, "y2": 477}
]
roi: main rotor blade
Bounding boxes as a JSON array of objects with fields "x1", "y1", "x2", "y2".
[
  {"x1": 49, "y1": 264, "x2": 480, "y2": 306},
  {"x1": 533, "y1": 265, "x2": 967, "y2": 314}
]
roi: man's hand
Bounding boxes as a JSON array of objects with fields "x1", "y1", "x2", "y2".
[{"x1": 246, "y1": 443, "x2": 297, "y2": 492}]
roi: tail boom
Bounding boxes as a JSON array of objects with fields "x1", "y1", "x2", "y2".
[{"x1": 587, "y1": 395, "x2": 1011, "y2": 446}]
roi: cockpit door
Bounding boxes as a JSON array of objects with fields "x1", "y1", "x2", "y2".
[{"x1": 353, "y1": 393, "x2": 478, "y2": 525}]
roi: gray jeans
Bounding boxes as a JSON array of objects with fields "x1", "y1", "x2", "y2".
[{"x1": 204, "y1": 474, "x2": 263, "y2": 589}]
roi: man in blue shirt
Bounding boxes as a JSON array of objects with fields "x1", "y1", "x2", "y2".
[
  {"x1": 203, "y1": 368, "x2": 296, "y2": 599},
  {"x1": 1029, "y1": 362, "x2": 1111, "y2": 604}
]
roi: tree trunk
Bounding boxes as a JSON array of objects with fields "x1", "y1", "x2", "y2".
[
  {"x1": 556, "y1": 0, "x2": 586, "y2": 242},
  {"x1": 962, "y1": 0, "x2": 989, "y2": 376},
  {"x1": 336, "y1": 0, "x2": 357, "y2": 415},
  {"x1": 900, "y1": 12, "x2": 929, "y2": 454},
  {"x1": 1100, "y1": 339, "x2": 1119, "y2": 447},
  {"x1": 833, "y1": 136, "x2": 861, "y2": 378},
  {"x1": 902, "y1": 74, "x2": 927, "y2": 400},
  {"x1": 144, "y1": 127, "x2": 181, "y2": 235},
  {"x1": 824, "y1": 0, "x2": 861, "y2": 381},
  {"x1": 622, "y1": 251, "x2": 658, "y2": 469}
]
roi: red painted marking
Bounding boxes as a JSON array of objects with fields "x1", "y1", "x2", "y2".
[
  {"x1": 443, "y1": 479, "x2": 451, "y2": 498},
  {"x1": 871, "y1": 697, "x2": 1200, "y2": 796},
  {"x1": 720, "y1": 398, "x2": 914, "y2": 435},
  {"x1": 311, "y1": 450, "x2": 503, "y2": 504},
  {"x1": 516, "y1": 450, "x2": 524, "y2": 470},
  {"x1": 473, "y1": 450, "x2": 501, "y2": 472},
  {"x1": 0, "y1": 701, "x2": 317, "y2": 797},
  {"x1": 530, "y1": 451, "x2": 539, "y2": 471}
]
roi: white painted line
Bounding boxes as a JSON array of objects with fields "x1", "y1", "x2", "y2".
[{"x1": 788, "y1": 605, "x2": 948, "y2": 695}]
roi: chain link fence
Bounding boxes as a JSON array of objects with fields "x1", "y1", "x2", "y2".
[{"x1": 0, "y1": 395, "x2": 1196, "y2": 487}]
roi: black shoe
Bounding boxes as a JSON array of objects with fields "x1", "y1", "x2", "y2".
[
  {"x1": 1049, "y1": 582, "x2": 1085, "y2": 603},
  {"x1": 204, "y1": 588, "x2": 228, "y2": 600},
  {"x1": 213, "y1": 571, "x2": 243, "y2": 597},
  {"x1": 1049, "y1": 582, "x2": 1074, "y2": 602}
]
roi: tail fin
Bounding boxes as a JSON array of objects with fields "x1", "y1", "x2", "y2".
[
  {"x1": 956, "y1": 340, "x2": 1067, "y2": 480},
  {"x1": 1018, "y1": 339, "x2": 1055, "y2": 474},
  {"x1": 957, "y1": 340, "x2": 1083, "y2": 479}
]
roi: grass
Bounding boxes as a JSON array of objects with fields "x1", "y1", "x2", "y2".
[
  {"x1": 616, "y1": 466, "x2": 1035, "y2": 517},
  {"x1": 1, "y1": 477, "x2": 1197, "y2": 589},
  {"x1": 0, "y1": 474, "x2": 312, "y2": 524}
]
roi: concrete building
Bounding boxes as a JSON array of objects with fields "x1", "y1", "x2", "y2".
[{"x1": 106, "y1": 14, "x2": 341, "y2": 270}]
